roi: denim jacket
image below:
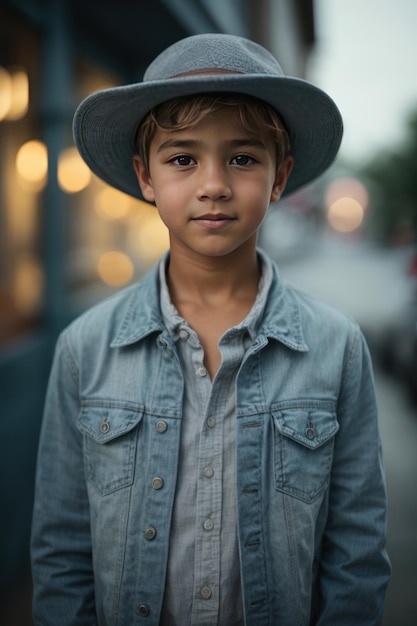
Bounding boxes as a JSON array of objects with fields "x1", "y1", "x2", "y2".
[{"x1": 31, "y1": 255, "x2": 390, "y2": 626}]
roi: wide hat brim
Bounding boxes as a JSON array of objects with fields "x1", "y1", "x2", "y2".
[{"x1": 73, "y1": 72, "x2": 343, "y2": 200}]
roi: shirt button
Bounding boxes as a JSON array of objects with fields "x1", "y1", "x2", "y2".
[
  {"x1": 179, "y1": 329, "x2": 189, "y2": 340},
  {"x1": 305, "y1": 425, "x2": 315, "y2": 439},
  {"x1": 137, "y1": 604, "x2": 150, "y2": 617},
  {"x1": 101, "y1": 418, "x2": 110, "y2": 433},
  {"x1": 152, "y1": 477, "x2": 164, "y2": 490},
  {"x1": 144, "y1": 526, "x2": 157, "y2": 541},
  {"x1": 203, "y1": 467, "x2": 214, "y2": 478},
  {"x1": 196, "y1": 367, "x2": 207, "y2": 377},
  {"x1": 203, "y1": 518, "x2": 214, "y2": 531},
  {"x1": 157, "y1": 337, "x2": 168, "y2": 349},
  {"x1": 206, "y1": 416, "x2": 216, "y2": 428},
  {"x1": 156, "y1": 420, "x2": 167, "y2": 433},
  {"x1": 200, "y1": 586, "x2": 212, "y2": 600}
]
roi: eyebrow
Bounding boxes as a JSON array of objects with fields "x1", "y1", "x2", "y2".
[{"x1": 156, "y1": 138, "x2": 268, "y2": 153}]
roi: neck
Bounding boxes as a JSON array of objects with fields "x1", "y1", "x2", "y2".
[{"x1": 166, "y1": 243, "x2": 260, "y2": 307}]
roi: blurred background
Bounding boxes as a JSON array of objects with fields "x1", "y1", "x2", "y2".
[{"x1": 0, "y1": 0, "x2": 416, "y2": 624}]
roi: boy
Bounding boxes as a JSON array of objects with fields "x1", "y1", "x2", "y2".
[{"x1": 31, "y1": 34, "x2": 391, "y2": 625}]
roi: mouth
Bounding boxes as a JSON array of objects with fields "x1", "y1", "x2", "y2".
[{"x1": 192, "y1": 213, "x2": 236, "y2": 229}]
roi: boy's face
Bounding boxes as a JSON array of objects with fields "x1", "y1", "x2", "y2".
[{"x1": 133, "y1": 106, "x2": 293, "y2": 261}]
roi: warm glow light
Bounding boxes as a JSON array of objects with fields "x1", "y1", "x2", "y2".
[
  {"x1": 16, "y1": 140, "x2": 48, "y2": 190},
  {"x1": 0, "y1": 66, "x2": 29, "y2": 121},
  {"x1": 135, "y1": 213, "x2": 170, "y2": 262},
  {"x1": 13, "y1": 257, "x2": 43, "y2": 315},
  {"x1": 327, "y1": 197, "x2": 364, "y2": 233},
  {"x1": 95, "y1": 187, "x2": 132, "y2": 220},
  {"x1": 7, "y1": 70, "x2": 29, "y2": 120},
  {"x1": 325, "y1": 177, "x2": 369, "y2": 210},
  {"x1": 58, "y1": 146, "x2": 91, "y2": 193},
  {"x1": 97, "y1": 251, "x2": 134, "y2": 287},
  {"x1": 0, "y1": 66, "x2": 12, "y2": 121}
]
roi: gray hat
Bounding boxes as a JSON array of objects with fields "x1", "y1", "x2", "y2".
[{"x1": 73, "y1": 33, "x2": 343, "y2": 199}]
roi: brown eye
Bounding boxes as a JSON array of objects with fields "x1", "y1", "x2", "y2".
[
  {"x1": 232, "y1": 154, "x2": 254, "y2": 166},
  {"x1": 171, "y1": 155, "x2": 194, "y2": 166}
]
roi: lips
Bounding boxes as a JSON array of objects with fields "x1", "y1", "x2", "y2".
[
  {"x1": 194, "y1": 213, "x2": 234, "y2": 221},
  {"x1": 192, "y1": 213, "x2": 236, "y2": 229}
]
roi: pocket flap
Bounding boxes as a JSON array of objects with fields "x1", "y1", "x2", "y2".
[
  {"x1": 273, "y1": 408, "x2": 339, "y2": 450},
  {"x1": 78, "y1": 405, "x2": 143, "y2": 444}
]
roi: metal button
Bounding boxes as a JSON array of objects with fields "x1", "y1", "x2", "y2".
[
  {"x1": 152, "y1": 476, "x2": 164, "y2": 490},
  {"x1": 137, "y1": 604, "x2": 150, "y2": 617},
  {"x1": 203, "y1": 518, "x2": 214, "y2": 531},
  {"x1": 144, "y1": 526, "x2": 157, "y2": 541},
  {"x1": 305, "y1": 424, "x2": 315, "y2": 439},
  {"x1": 101, "y1": 418, "x2": 110, "y2": 433},
  {"x1": 200, "y1": 586, "x2": 212, "y2": 600},
  {"x1": 179, "y1": 329, "x2": 189, "y2": 340},
  {"x1": 196, "y1": 367, "x2": 207, "y2": 377},
  {"x1": 206, "y1": 416, "x2": 216, "y2": 428},
  {"x1": 156, "y1": 420, "x2": 167, "y2": 433},
  {"x1": 203, "y1": 467, "x2": 214, "y2": 478}
]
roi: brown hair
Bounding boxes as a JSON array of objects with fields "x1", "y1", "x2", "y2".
[{"x1": 135, "y1": 93, "x2": 291, "y2": 174}]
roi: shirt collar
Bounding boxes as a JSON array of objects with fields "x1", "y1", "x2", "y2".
[{"x1": 110, "y1": 251, "x2": 308, "y2": 352}]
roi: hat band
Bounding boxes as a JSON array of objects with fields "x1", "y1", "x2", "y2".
[{"x1": 172, "y1": 68, "x2": 244, "y2": 78}]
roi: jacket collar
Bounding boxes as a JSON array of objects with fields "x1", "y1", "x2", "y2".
[{"x1": 110, "y1": 253, "x2": 308, "y2": 352}]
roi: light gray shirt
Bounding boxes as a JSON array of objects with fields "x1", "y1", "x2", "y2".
[{"x1": 159, "y1": 253, "x2": 273, "y2": 625}]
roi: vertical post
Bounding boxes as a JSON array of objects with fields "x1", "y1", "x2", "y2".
[{"x1": 40, "y1": 0, "x2": 73, "y2": 342}]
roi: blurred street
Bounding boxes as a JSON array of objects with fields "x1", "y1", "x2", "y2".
[
  {"x1": 377, "y1": 366, "x2": 417, "y2": 625},
  {"x1": 272, "y1": 229, "x2": 417, "y2": 626}
]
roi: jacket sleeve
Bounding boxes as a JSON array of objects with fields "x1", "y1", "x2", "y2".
[
  {"x1": 31, "y1": 331, "x2": 97, "y2": 625},
  {"x1": 315, "y1": 326, "x2": 391, "y2": 625}
]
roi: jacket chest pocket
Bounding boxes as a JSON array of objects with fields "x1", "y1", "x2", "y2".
[
  {"x1": 77, "y1": 406, "x2": 144, "y2": 496},
  {"x1": 272, "y1": 406, "x2": 339, "y2": 503}
]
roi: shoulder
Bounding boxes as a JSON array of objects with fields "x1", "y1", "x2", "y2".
[{"x1": 268, "y1": 259, "x2": 362, "y2": 354}]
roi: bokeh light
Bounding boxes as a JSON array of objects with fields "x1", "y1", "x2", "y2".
[
  {"x1": 97, "y1": 250, "x2": 134, "y2": 287},
  {"x1": 7, "y1": 69, "x2": 29, "y2": 120},
  {"x1": 0, "y1": 66, "x2": 29, "y2": 121},
  {"x1": 16, "y1": 140, "x2": 48, "y2": 191},
  {"x1": 325, "y1": 177, "x2": 369, "y2": 233},
  {"x1": 130, "y1": 213, "x2": 170, "y2": 263},
  {"x1": 327, "y1": 197, "x2": 364, "y2": 233},
  {"x1": 58, "y1": 146, "x2": 91, "y2": 193},
  {"x1": 0, "y1": 66, "x2": 12, "y2": 120},
  {"x1": 13, "y1": 257, "x2": 44, "y2": 315},
  {"x1": 94, "y1": 187, "x2": 132, "y2": 220}
]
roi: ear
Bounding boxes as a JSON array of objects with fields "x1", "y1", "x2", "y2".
[
  {"x1": 270, "y1": 156, "x2": 294, "y2": 203},
  {"x1": 132, "y1": 155, "x2": 155, "y2": 202}
]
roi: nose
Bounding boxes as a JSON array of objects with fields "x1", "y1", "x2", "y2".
[{"x1": 197, "y1": 161, "x2": 232, "y2": 201}]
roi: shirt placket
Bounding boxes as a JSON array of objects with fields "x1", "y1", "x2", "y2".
[
  {"x1": 190, "y1": 340, "x2": 222, "y2": 623},
  {"x1": 192, "y1": 331, "x2": 247, "y2": 625}
]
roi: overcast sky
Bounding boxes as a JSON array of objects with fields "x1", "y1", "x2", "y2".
[{"x1": 309, "y1": 0, "x2": 417, "y2": 163}]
